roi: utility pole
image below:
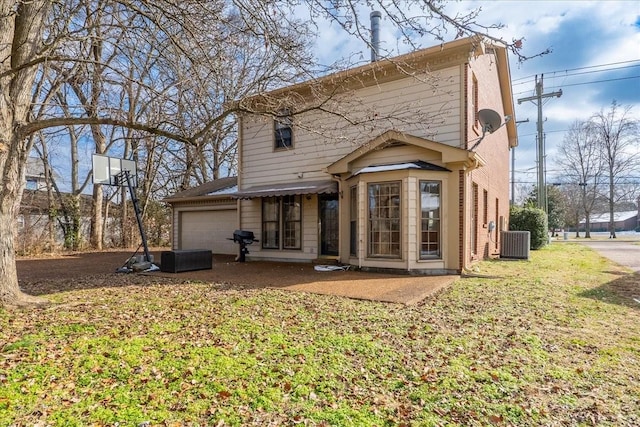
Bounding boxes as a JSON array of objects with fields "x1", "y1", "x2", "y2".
[{"x1": 517, "y1": 75, "x2": 562, "y2": 212}]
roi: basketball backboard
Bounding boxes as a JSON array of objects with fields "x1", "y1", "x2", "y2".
[{"x1": 92, "y1": 154, "x2": 137, "y2": 187}]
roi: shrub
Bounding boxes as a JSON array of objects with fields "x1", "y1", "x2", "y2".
[{"x1": 509, "y1": 205, "x2": 548, "y2": 250}]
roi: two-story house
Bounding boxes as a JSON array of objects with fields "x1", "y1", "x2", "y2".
[{"x1": 166, "y1": 35, "x2": 517, "y2": 274}]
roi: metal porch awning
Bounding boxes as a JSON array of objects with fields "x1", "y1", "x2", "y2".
[
  {"x1": 233, "y1": 180, "x2": 338, "y2": 199},
  {"x1": 353, "y1": 160, "x2": 450, "y2": 176}
]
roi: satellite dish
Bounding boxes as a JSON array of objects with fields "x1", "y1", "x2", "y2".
[{"x1": 478, "y1": 109, "x2": 502, "y2": 134}]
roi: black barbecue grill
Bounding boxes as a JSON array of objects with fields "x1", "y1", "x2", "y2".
[{"x1": 229, "y1": 230, "x2": 258, "y2": 262}]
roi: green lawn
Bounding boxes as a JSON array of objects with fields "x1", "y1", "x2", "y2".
[{"x1": 1, "y1": 244, "x2": 639, "y2": 426}]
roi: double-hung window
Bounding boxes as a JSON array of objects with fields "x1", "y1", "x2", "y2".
[
  {"x1": 368, "y1": 182, "x2": 401, "y2": 258},
  {"x1": 274, "y1": 110, "x2": 293, "y2": 149},
  {"x1": 420, "y1": 181, "x2": 441, "y2": 259},
  {"x1": 262, "y1": 195, "x2": 301, "y2": 250}
]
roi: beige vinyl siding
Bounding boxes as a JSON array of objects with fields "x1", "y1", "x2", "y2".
[
  {"x1": 238, "y1": 197, "x2": 320, "y2": 262},
  {"x1": 302, "y1": 196, "x2": 319, "y2": 256},
  {"x1": 351, "y1": 146, "x2": 446, "y2": 170},
  {"x1": 405, "y1": 177, "x2": 418, "y2": 263},
  {"x1": 171, "y1": 209, "x2": 179, "y2": 249},
  {"x1": 240, "y1": 67, "x2": 462, "y2": 188},
  {"x1": 238, "y1": 199, "x2": 261, "y2": 237}
]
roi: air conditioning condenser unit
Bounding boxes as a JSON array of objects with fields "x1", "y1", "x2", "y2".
[{"x1": 500, "y1": 231, "x2": 530, "y2": 260}]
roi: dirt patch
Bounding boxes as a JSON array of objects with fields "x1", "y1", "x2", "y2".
[{"x1": 17, "y1": 249, "x2": 456, "y2": 304}]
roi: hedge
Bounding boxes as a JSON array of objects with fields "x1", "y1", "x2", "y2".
[{"x1": 509, "y1": 205, "x2": 548, "y2": 250}]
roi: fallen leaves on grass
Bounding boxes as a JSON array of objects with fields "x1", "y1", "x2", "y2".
[{"x1": 1, "y1": 244, "x2": 639, "y2": 426}]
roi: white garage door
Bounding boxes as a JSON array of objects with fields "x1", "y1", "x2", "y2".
[{"x1": 180, "y1": 209, "x2": 237, "y2": 254}]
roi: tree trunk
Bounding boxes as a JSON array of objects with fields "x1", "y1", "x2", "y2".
[
  {"x1": 609, "y1": 174, "x2": 616, "y2": 238},
  {"x1": 0, "y1": 134, "x2": 46, "y2": 306},
  {"x1": 0, "y1": 0, "x2": 48, "y2": 306},
  {"x1": 0, "y1": 212, "x2": 40, "y2": 306},
  {"x1": 90, "y1": 184, "x2": 104, "y2": 249}
]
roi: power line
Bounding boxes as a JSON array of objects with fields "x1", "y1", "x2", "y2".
[
  {"x1": 544, "y1": 75, "x2": 640, "y2": 90},
  {"x1": 514, "y1": 75, "x2": 640, "y2": 96},
  {"x1": 512, "y1": 64, "x2": 640, "y2": 86},
  {"x1": 519, "y1": 129, "x2": 566, "y2": 137},
  {"x1": 511, "y1": 59, "x2": 640, "y2": 83}
]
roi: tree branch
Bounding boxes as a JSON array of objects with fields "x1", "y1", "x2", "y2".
[{"x1": 17, "y1": 117, "x2": 193, "y2": 145}]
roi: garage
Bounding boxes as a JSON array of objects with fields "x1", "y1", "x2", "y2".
[
  {"x1": 179, "y1": 209, "x2": 237, "y2": 254},
  {"x1": 164, "y1": 177, "x2": 239, "y2": 256}
]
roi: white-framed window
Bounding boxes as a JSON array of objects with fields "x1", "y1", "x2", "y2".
[
  {"x1": 262, "y1": 195, "x2": 302, "y2": 250},
  {"x1": 420, "y1": 180, "x2": 441, "y2": 259},
  {"x1": 274, "y1": 110, "x2": 293, "y2": 150},
  {"x1": 368, "y1": 181, "x2": 401, "y2": 258}
]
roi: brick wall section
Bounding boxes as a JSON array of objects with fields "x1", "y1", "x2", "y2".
[{"x1": 464, "y1": 54, "x2": 512, "y2": 265}]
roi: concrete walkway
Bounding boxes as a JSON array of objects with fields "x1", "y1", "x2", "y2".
[
  {"x1": 576, "y1": 239, "x2": 640, "y2": 272},
  {"x1": 279, "y1": 274, "x2": 456, "y2": 305}
]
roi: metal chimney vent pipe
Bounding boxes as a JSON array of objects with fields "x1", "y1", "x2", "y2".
[{"x1": 370, "y1": 11, "x2": 381, "y2": 62}]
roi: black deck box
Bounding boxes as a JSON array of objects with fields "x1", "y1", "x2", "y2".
[{"x1": 160, "y1": 249, "x2": 212, "y2": 273}]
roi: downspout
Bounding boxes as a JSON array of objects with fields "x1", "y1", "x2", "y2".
[{"x1": 358, "y1": 180, "x2": 364, "y2": 270}]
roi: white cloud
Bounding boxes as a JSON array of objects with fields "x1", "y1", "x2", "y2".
[
  {"x1": 305, "y1": 1, "x2": 639, "y2": 176},
  {"x1": 586, "y1": 32, "x2": 640, "y2": 66}
]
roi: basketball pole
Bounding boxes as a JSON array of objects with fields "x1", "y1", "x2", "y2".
[{"x1": 120, "y1": 170, "x2": 152, "y2": 263}]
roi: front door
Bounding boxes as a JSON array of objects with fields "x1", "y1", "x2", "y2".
[{"x1": 319, "y1": 194, "x2": 339, "y2": 256}]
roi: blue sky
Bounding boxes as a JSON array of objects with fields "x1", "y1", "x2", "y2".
[
  {"x1": 310, "y1": 0, "x2": 640, "y2": 199},
  {"x1": 51, "y1": 1, "x2": 639, "y2": 198}
]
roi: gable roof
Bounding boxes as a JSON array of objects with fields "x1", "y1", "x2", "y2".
[
  {"x1": 164, "y1": 177, "x2": 238, "y2": 203},
  {"x1": 246, "y1": 36, "x2": 486, "y2": 100},
  {"x1": 238, "y1": 36, "x2": 517, "y2": 148},
  {"x1": 326, "y1": 130, "x2": 485, "y2": 175}
]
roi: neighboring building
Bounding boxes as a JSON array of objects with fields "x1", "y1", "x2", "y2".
[
  {"x1": 17, "y1": 189, "x2": 94, "y2": 252},
  {"x1": 18, "y1": 157, "x2": 112, "y2": 251},
  {"x1": 579, "y1": 210, "x2": 639, "y2": 233},
  {"x1": 166, "y1": 35, "x2": 517, "y2": 274},
  {"x1": 24, "y1": 156, "x2": 47, "y2": 191}
]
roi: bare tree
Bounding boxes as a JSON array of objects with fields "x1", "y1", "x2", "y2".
[
  {"x1": 556, "y1": 121, "x2": 605, "y2": 238},
  {"x1": 559, "y1": 184, "x2": 585, "y2": 237},
  {"x1": 588, "y1": 102, "x2": 639, "y2": 238},
  {"x1": 1, "y1": 0, "x2": 543, "y2": 306}
]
